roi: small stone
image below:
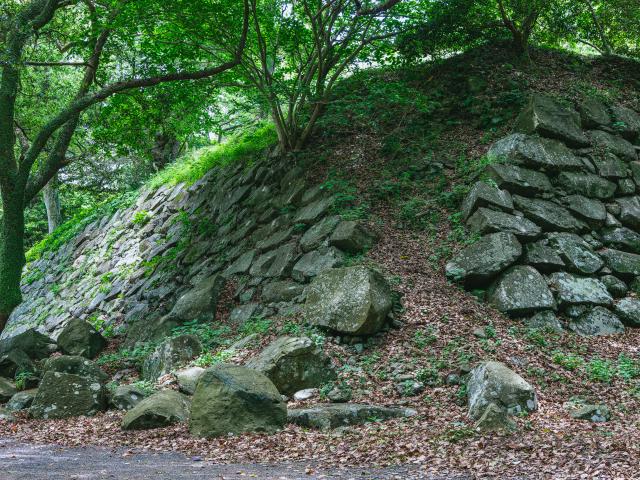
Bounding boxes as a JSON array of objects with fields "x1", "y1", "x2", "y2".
[
  {"x1": 571, "y1": 404, "x2": 611, "y2": 422},
  {"x1": 524, "y1": 241, "x2": 565, "y2": 273},
  {"x1": 461, "y1": 181, "x2": 513, "y2": 221},
  {"x1": 578, "y1": 98, "x2": 610, "y2": 128},
  {"x1": 293, "y1": 388, "x2": 318, "y2": 402},
  {"x1": 327, "y1": 386, "x2": 353, "y2": 403},
  {"x1": 613, "y1": 297, "x2": 640, "y2": 327},
  {"x1": 110, "y1": 385, "x2": 149, "y2": 411},
  {"x1": 329, "y1": 221, "x2": 376, "y2": 253},
  {"x1": 56, "y1": 319, "x2": 106, "y2": 359},
  {"x1": 524, "y1": 311, "x2": 563, "y2": 332},
  {"x1": 600, "y1": 227, "x2": 640, "y2": 254},
  {"x1": 589, "y1": 130, "x2": 637, "y2": 161},
  {"x1": 616, "y1": 196, "x2": 640, "y2": 230}
]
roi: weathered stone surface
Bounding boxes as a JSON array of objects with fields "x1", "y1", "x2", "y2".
[
  {"x1": 255, "y1": 227, "x2": 293, "y2": 253},
  {"x1": 261, "y1": 281, "x2": 305, "y2": 303},
  {"x1": 601, "y1": 275, "x2": 628, "y2": 298},
  {"x1": 110, "y1": 385, "x2": 149, "y2": 411},
  {"x1": 224, "y1": 250, "x2": 255, "y2": 276},
  {"x1": 305, "y1": 266, "x2": 393, "y2": 335},
  {"x1": 30, "y1": 372, "x2": 106, "y2": 419},
  {"x1": 299, "y1": 215, "x2": 341, "y2": 252},
  {"x1": 589, "y1": 130, "x2": 637, "y2": 161},
  {"x1": 569, "y1": 307, "x2": 624, "y2": 336},
  {"x1": 445, "y1": 232, "x2": 522, "y2": 286},
  {"x1": 547, "y1": 233, "x2": 603, "y2": 275},
  {"x1": 524, "y1": 241, "x2": 565, "y2": 272},
  {"x1": 561, "y1": 195, "x2": 607, "y2": 226},
  {"x1": 0, "y1": 349, "x2": 36, "y2": 378},
  {"x1": 556, "y1": 172, "x2": 617, "y2": 200},
  {"x1": 467, "y1": 361, "x2": 538, "y2": 420},
  {"x1": 548, "y1": 272, "x2": 612, "y2": 306},
  {"x1": 515, "y1": 94, "x2": 588, "y2": 147},
  {"x1": 467, "y1": 208, "x2": 540, "y2": 240},
  {"x1": 616, "y1": 196, "x2": 640, "y2": 230},
  {"x1": 175, "y1": 366, "x2": 206, "y2": 395},
  {"x1": 611, "y1": 105, "x2": 640, "y2": 140},
  {"x1": 618, "y1": 178, "x2": 636, "y2": 195},
  {"x1": 0, "y1": 329, "x2": 55, "y2": 360},
  {"x1": 487, "y1": 133, "x2": 584, "y2": 171},
  {"x1": 43, "y1": 355, "x2": 108, "y2": 384},
  {"x1": 578, "y1": 98, "x2": 610, "y2": 128},
  {"x1": 600, "y1": 227, "x2": 640, "y2": 253},
  {"x1": 329, "y1": 221, "x2": 376, "y2": 253},
  {"x1": 189, "y1": 364, "x2": 286, "y2": 438},
  {"x1": 246, "y1": 336, "x2": 336, "y2": 396},
  {"x1": 0, "y1": 377, "x2": 17, "y2": 403},
  {"x1": 122, "y1": 390, "x2": 190, "y2": 430},
  {"x1": 600, "y1": 249, "x2": 640, "y2": 277},
  {"x1": 571, "y1": 404, "x2": 611, "y2": 422},
  {"x1": 6, "y1": 390, "x2": 36, "y2": 411},
  {"x1": 613, "y1": 297, "x2": 640, "y2": 327},
  {"x1": 142, "y1": 335, "x2": 202, "y2": 382},
  {"x1": 489, "y1": 266, "x2": 555, "y2": 316},
  {"x1": 56, "y1": 319, "x2": 106, "y2": 360},
  {"x1": 591, "y1": 152, "x2": 628, "y2": 179},
  {"x1": 524, "y1": 310, "x2": 564, "y2": 332},
  {"x1": 474, "y1": 403, "x2": 516, "y2": 432},
  {"x1": 287, "y1": 404, "x2": 416, "y2": 431},
  {"x1": 292, "y1": 247, "x2": 345, "y2": 283},
  {"x1": 461, "y1": 181, "x2": 513, "y2": 221},
  {"x1": 487, "y1": 164, "x2": 552, "y2": 196},
  {"x1": 229, "y1": 303, "x2": 261, "y2": 325},
  {"x1": 250, "y1": 242, "x2": 298, "y2": 278},
  {"x1": 295, "y1": 197, "x2": 333, "y2": 224},
  {"x1": 165, "y1": 275, "x2": 226, "y2": 324},
  {"x1": 0, "y1": 408, "x2": 14, "y2": 422},
  {"x1": 514, "y1": 196, "x2": 586, "y2": 233}
]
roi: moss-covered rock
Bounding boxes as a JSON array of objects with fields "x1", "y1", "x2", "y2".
[
  {"x1": 121, "y1": 390, "x2": 190, "y2": 430},
  {"x1": 43, "y1": 355, "x2": 108, "y2": 384},
  {"x1": 142, "y1": 334, "x2": 202, "y2": 382},
  {"x1": 56, "y1": 319, "x2": 106, "y2": 359},
  {"x1": 29, "y1": 371, "x2": 106, "y2": 419},
  {"x1": 0, "y1": 377, "x2": 17, "y2": 403}
]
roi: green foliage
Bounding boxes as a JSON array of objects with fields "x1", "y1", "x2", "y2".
[
  {"x1": 14, "y1": 371, "x2": 36, "y2": 391},
  {"x1": 238, "y1": 316, "x2": 272, "y2": 336},
  {"x1": 414, "y1": 327, "x2": 438, "y2": 349},
  {"x1": 131, "y1": 210, "x2": 152, "y2": 226},
  {"x1": 194, "y1": 349, "x2": 235, "y2": 368},
  {"x1": 96, "y1": 343, "x2": 156, "y2": 370},
  {"x1": 586, "y1": 358, "x2": 615, "y2": 383},
  {"x1": 171, "y1": 320, "x2": 231, "y2": 349},
  {"x1": 552, "y1": 351, "x2": 584, "y2": 371},
  {"x1": 130, "y1": 380, "x2": 156, "y2": 396}
]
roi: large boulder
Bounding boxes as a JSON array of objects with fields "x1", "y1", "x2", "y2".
[
  {"x1": 548, "y1": 272, "x2": 613, "y2": 307},
  {"x1": 515, "y1": 94, "x2": 589, "y2": 147},
  {"x1": 189, "y1": 364, "x2": 286, "y2": 438},
  {"x1": 578, "y1": 98, "x2": 610, "y2": 128},
  {"x1": 246, "y1": 336, "x2": 336, "y2": 396},
  {"x1": 0, "y1": 349, "x2": 36, "y2": 378},
  {"x1": 164, "y1": 275, "x2": 226, "y2": 325},
  {"x1": 0, "y1": 377, "x2": 17, "y2": 403},
  {"x1": 616, "y1": 196, "x2": 640, "y2": 230},
  {"x1": 589, "y1": 130, "x2": 637, "y2": 162},
  {"x1": 487, "y1": 133, "x2": 584, "y2": 171},
  {"x1": 487, "y1": 164, "x2": 552, "y2": 196},
  {"x1": 445, "y1": 232, "x2": 522, "y2": 287},
  {"x1": 142, "y1": 334, "x2": 202, "y2": 382},
  {"x1": 6, "y1": 390, "x2": 37, "y2": 412},
  {"x1": 561, "y1": 195, "x2": 607, "y2": 226},
  {"x1": 524, "y1": 240, "x2": 565, "y2": 273},
  {"x1": 600, "y1": 227, "x2": 640, "y2": 254},
  {"x1": 287, "y1": 404, "x2": 416, "y2": 431},
  {"x1": 122, "y1": 390, "x2": 190, "y2": 430},
  {"x1": 329, "y1": 221, "x2": 376, "y2": 253},
  {"x1": 29, "y1": 371, "x2": 107, "y2": 419},
  {"x1": 489, "y1": 266, "x2": 555, "y2": 316},
  {"x1": 291, "y1": 247, "x2": 345, "y2": 283},
  {"x1": 461, "y1": 181, "x2": 513, "y2": 221},
  {"x1": 175, "y1": 366, "x2": 206, "y2": 395},
  {"x1": 56, "y1": 319, "x2": 106, "y2": 359},
  {"x1": 569, "y1": 307, "x2": 625, "y2": 336},
  {"x1": 304, "y1": 266, "x2": 393, "y2": 335},
  {"x1": 299, "y1": 216, "x2": 341, "y2": 252},
  {"x1": 466, "y1": 208, "x2": 540, "y2": 240},
  {"x1": 613, "y1": 297, "x2": 640, "y2": 327},
  {"x1": 556, "y1": 172, "x2": 617, "y2": 200},
  {"x1": 546, "y1": 233, "x2": 603, "y2": 275},
  {"x1": 611, "y1": 105, "x2": 640, "y2": 140},
  {"x1": 0, "y1": 329, "x2": 56, "y2": 360},
  {"x1": 43, "y1": 355, "x2": 108, "y2": 384},
  {"x1": 513, "y1": 196, "x2": 586, "y2": 233},
  {"x1": 600, "y1": 249, "x2": 640, "y2": 278},
  {"x1": 467, "y1": 361, "x2": 538, "y2": 420},
  {"x1": 261, "y1": 281, "x2": 305, "y2": 303}
]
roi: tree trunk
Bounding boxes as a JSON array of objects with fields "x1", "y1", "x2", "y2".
[
  {"x1": 151, "y1": 133, "x2": 181, "y2": 171},
  {"x1": 0, "y1": 189, "x2": 26, "y2": 334},
  {"x1": 43, "y1": 175, "x2": 62, "y2": 233}
]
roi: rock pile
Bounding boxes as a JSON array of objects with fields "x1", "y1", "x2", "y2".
[{"x1": 447, "y1": 94, "x2": 640, "y2": 335}]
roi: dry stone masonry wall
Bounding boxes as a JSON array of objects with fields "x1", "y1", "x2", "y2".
[{"x1": 447, "y1": 94, "x2": 640, "y2": 336}]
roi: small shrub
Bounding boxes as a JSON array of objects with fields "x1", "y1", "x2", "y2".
[{"x1": 586, "y1": 358, "x2": 615, "y2": 383}]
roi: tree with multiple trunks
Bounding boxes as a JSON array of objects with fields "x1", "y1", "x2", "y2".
[{"x1": 0, "y1": 0, "x2": 250, "y2": 332}]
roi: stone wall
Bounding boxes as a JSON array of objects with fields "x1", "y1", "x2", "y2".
[
  {"x1": 4, "y1": 150, "x2": 373, "y2": 344},
  {"x1": 447, "y1": 94, "x2": 640, "y2": 335}
]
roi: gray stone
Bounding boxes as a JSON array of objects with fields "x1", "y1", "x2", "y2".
[
  {"x1": 611, "y1": 105, "x2": 640, "y2": 140},
  {"x1": 600, "y1": 227, "x2": 640, "y2": 253},
  {"x1": 142, "y1": 335, "x2": 202, "y2": 382},
  {"x1": 569, "y1": 307, "x2": 624, "y2": 336},
  {"x1": 548, "y1": 272, "x2": 613, "y2": 306},
  {"x1": 224, "y1": 250, "x2": 255, "y2": 276},
  {"x1": 175, "y1": 366, "x2": 206, "y2": 395},
  {"x1": 461, "y1": 181, "x2": 514, "y2": 221},
  {"x1": 571, "y1": 404, "x2": 611, "y2": 422},
  {"x1": 287, "y1": 404, "x2": 416, "y2": 431},
  {"x1": 6, "y1": 389, "x2": 36, "y2": 411},
  {"x1": 589, "y1": 130, "x2": 637, "y2": 161},
  {"x1": 487, "y1": 164, "x2": 552, "y2": 196},
  {"x1": 466, "y1": 208, "x2": 540, "y2": 240},
  {"x1": 29, "y1": 372, "x2": 106, "y2": 419},
  {"x1": 299, "y1": 216, "x2": 341, "y2": 252},
  {"x1": 122, "y1": 390, "x2": 190, "y2": 430},
  {"x1": 229, "y1": 303, "x2": 261, "y2": 325},
  {"x1": 295, "y1": 197, "x2": 334, "y2": 224},
  {"x1": 616, "y1": 196, "x2": 640, "y2": 230},
  {"x1": 578, "y1": 98, "x2": 610, "y2": 128},
  {"x1": 524, "y1": 241, "x2": 565, "y2": 273},
  {"x1": 0, "y1": 329, "x2": 56, "y2": 361},
  {"x1": 43, "y1": 355, "x2": 108, "y2": 385},
  {"x1": 513, "y1": 196, "x2": 586, "y2": 233},
  {"x1": 618, "y1": 178, "x2": 636, "y2": 195},
  {"x1": 246, "y1": 336, "x2": 336, "y2": 396},
  {"x1": 467, "y1": 361, "x2": 538, "y2": 420},
  {"x1": 0, "y1": 377, "x2": 17, "y2": 403},
  {"x1": 561, "y1": 195, "x2": 607, "y2": 226},
  {"x1": 189, "y1": 364, "x2": 286, "y2": 438},
  {"x1": 524, "y1": 311, "x2": 563, "y2": 332},
  {"x1": 600, "y1": 249, "x2": 640, "y2": 277},
  {"x1": 474, "y1": 403, "x2": 516, "y2": 432},
  {"x1": 56, "y1": 319, "x2": 106, "y2": 360},
  {"x1": 613, "y1": 297, "x2": 640, "y2": 327},
  {"x1": 0, "y1": 349, "x2": 36, "y2": 379},
  {"x1": 250, "y1": 243, "x2": 298, "y2": 278},
  {"x1": 556, "y1": 172, "x2": 617, "y2": 200},
  {"x1": 487, "y1": 133, "x2": 584, "y2": 171},
  {"x1": 600, "y1": 275, "x2": 628, "y2": 298},
  {"x1": 489, "y1": 266, "x2": 555, "y2": 317},
  {"x1": 255, "y1": 228, "x2": 294, "y2": 253},
  {"x1": 292, "y1": 247, "x2": 345, "y2": 283},
  {"x1": 164, "y1": 275, "x2": 226, "y2": 324},
  {"x1": 110, "y1": 385, "x2": 149, "y2": 411},
  {"x1": 546, "y1": 233, "x2": 603, "y2": 275},
  {"x1": 445, "y1": 232, "x2": 522, "y2": 287},
  {"x1": 305, "y1": 266, "x2": 393, "y2": 336},
  {"x1": 329, "y1": 221, "x2": 376, "y2": 253},
  {"x1": 591, "y1": 152, "x2": 628, "y2": 179},
  {"x1": 515, "y1": 94, "x2": 588, "y2": 147},
  {"x1": 261, "y1": 281, "x2": 305, "y2": 303}
]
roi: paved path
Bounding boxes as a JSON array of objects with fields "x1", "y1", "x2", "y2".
[{"x1": 0, "y1": 438, "x2": 466, "y2": 479}]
